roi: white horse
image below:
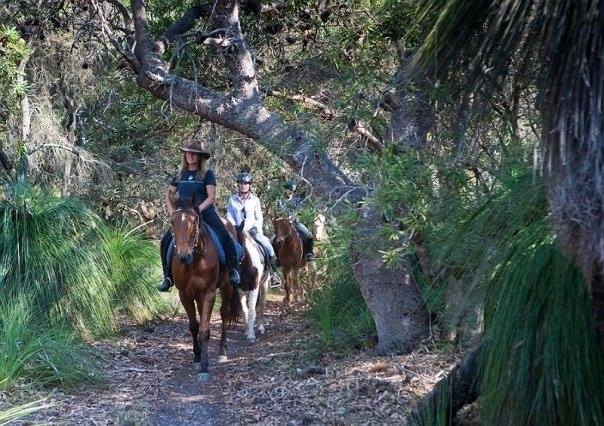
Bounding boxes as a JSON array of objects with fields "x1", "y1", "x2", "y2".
[{"x1": 236, "y1": 228, "x2": 271, "y2": 342}]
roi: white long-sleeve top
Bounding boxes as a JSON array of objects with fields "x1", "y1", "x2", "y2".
[{"x1": 226, "y1": 192, "x2": 264, "y2": 235}]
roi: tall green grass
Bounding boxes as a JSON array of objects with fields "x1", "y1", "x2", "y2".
[
  {"x1": 308, "y1": 212, "x2": 376, "y2": 351},
  {"x1": 481, "y1": 217, "x2": 604, "y2": 425},
  {"x1": 0, "y1": 184, "x2": 173, "y2": 388}
]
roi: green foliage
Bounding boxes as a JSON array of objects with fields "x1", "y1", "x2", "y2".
[
  {"x1": 0, "y1": 298, "x2": 99, "y2": 389},
  {"x1": 481, "y1": 217, "x2": 604, "y2": 425},
  {"x1": 308, "y1": 211, "x2": 376, "y2": 351},
  {"x1": 0, "y1": 26, "x2": 29, "y2": 99},
  {"x1": 0, "y1": 184, "x2": 173, "y2": 388}
]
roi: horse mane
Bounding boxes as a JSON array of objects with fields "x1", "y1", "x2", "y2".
[{"x1": 174, "y1": 197, "x2": 196, "y2": 211}]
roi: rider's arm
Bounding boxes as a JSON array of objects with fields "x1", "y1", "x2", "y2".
[
  {"x1": 198, "y1": 184, "x2": 216, "y2": 213},
  {"x1": 165, "y1": 186, "x2": 177, "y2": 216},
  {"x1": 255, "y1": 197, "x2": 264, "y2": 233},
  {"x1": 226, "y1": 197, "x2": 237, "y2": 226}
]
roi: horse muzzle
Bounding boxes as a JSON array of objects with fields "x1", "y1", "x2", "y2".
[{"x1": 178, "y1": 252, "x2": 194, "y2": 265}]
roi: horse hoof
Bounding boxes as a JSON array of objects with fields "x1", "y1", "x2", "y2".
[
  {"x1": 246, "y1": 334, "x2": 256, "y2": 342},
  {"x1": 258, "y1": 325, "x2": 266, "y2": 335},
  {"x1": 197, "y1": 372, "x2": 211, "y2": 383},
  {"x1": 217, "y1": 355, "x2": 228, "y2": 363}
]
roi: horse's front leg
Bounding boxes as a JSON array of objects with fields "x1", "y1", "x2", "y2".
[
  {"x1": 196, "y1": 290, "x2": 215, "y2": 382},
  {"x1": 239, "y1": 290, "x2": 250, "y2": 334},
  {"x1": 245, "y1": 286, "x2": 259, "y2": 342},
  {"x1": 283, "y1": 267, "x2": 292, "y2": 306},
  {"x1": 179, "y1": 293, "x2": 201, "y2": 364}
]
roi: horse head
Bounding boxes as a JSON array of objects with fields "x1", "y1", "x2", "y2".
[
  {"x1": 171, "y1": 195, "x2": 206, "y2": 265},
  {"x1": 273, "y1": 217, "x2": 294, "y2": 244}
]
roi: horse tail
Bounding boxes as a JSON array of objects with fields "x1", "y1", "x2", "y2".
[{"x1": 223, "y1": 277, "x2": 240, "y2": 329}]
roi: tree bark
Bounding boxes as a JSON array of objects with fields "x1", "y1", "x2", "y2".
[
  {"x1": 406, "y1": 345, "x2": 483, "y2": 425},
  {"x1": 123, "y1": 0, "x2": 431, "y2": 353},
  {"x1": 350, "y1": 50, "x2": 433, "y2": 354},
  {"x1": 17, "y1": 55, "x2": 31, "y2": 183},
  {"x1": 352, "y1": 208, "x2": 429, "y2": 354}
]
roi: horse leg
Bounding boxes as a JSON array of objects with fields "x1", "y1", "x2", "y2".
[
  {"x1": 245, "y1": 286, "x2": 259, "y2": 342},
  {"x1": 257, "y1": 274, "x2": 269, "y2": 335},
  {"x1": 239, "y1": 289, "x2": 250, "y2": 335},
  {"x1": 179, "y1": 294, "x2": 201, "y2": 364},
  {"x1": 293, "y1": 268, "x2": 301, "y2": 303},
  {"x1": 196, "y1": 291, "x2": 215, "y2": 382},
  {"x1": 283, "y1": 267, "x2": 292, "y2": 306}
]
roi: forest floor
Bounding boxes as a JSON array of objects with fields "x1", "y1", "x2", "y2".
[{"x1": 2, "y1": 292, "x2": 466, "y2": 425}]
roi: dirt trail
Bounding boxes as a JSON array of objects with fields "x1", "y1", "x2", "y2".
[{"x1": 5, "y1": 294, "x2": 459, "y2": 425}]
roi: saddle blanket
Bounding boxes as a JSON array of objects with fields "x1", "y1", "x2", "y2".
[{"x1": 205, "y1": 224, "x2": 244, "y2": 266}]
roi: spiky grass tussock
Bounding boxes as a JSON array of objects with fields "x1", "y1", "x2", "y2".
[
  {"x1": 482, "y1": 217, "x2": 604, "y2": 425},
  {"x1": 0, "y1": 399, "x2": 51, "y2": 425},
  {"x1": 0, "y1": 184, "x2": 173, "y2": 387},
  {"x1": 428, "y1": 175, "x2": 604, "y2": 424}
]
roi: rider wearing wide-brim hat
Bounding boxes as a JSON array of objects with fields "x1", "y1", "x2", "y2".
[{"x1": 158, "y1": 140, "x2": 242, "y2": 291}]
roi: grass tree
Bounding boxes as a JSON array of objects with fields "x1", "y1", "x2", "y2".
[{"x1": 413, "y1": 0, "x2": 604, "y2": 348}]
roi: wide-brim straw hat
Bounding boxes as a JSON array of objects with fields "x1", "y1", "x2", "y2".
[{"x1": 179, "y1": 141, "x2": 211, "y2": 159}]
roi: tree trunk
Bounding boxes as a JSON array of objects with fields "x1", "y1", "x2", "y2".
[
  {"x1": 352, "y1": 208, "x2": 429, "y2": 354},
  {"x1": 17, "y1": 56, "x2": 31, "y2": 183}
]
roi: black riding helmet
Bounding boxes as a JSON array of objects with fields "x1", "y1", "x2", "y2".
[{"x1": 236, "y1": 171, "x2": 253, "y2": 183}]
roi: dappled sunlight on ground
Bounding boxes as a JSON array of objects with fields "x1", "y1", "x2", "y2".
[{"x1": 2, "y1": 292, "x2": 461, "y2": 424}]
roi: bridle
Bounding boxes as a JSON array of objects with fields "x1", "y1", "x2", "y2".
[
  {"x1": 274, "y1": 217, "x2": 295, "y2": 244},
  {"x1": 171, "y1": 207, "x2": 204, "y2": 258}
]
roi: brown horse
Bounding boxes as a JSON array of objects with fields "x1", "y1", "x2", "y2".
[
  {"x1": 170, "y1": 198, "x2": 238, "y2": 382},
  {"x1": 236, "y1": 225, "x2": 271, "y2": 341},
  {"x1": 273, "y1": 217, "x2": 307, "y2": 305}
]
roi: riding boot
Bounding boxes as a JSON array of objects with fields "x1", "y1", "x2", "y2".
[
  {"x1": 229, "y1": 267, "x2": 241, "y2": 286},
  {"x1": 157, "y1": 277, "x2": 173, "y2": 292},
  {"x1": 269, "y1": 255, "x2": 279, "y2": 271},
  {"x1": 158, "y1": 231, "x2": 175, "y2": 292}
]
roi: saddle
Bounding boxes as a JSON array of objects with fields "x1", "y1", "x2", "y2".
[
  {"x1": 205, "y1": 224, "x2": 244, "y2": 265},
  {"x1": 168, "y1": 224, "x2": 244, "y2": 266},
  {"x1": 251, "y1": 235, "x2": 272, "y2": 266}
]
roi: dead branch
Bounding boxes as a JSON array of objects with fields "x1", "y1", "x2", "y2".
[{"x1": 265, "y1": 89, "x2": 384, "y2": 153}]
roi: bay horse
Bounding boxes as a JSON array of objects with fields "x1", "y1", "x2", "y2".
[
  {"x1": 272, "y1": 217, "x2": 307, "y2": 305},
  {"x1": 235, "y1": 225, "x2": 271, "y2": 342},
  {"x1": 170, "y1": 197, "x2": 238, "y2": 382}
]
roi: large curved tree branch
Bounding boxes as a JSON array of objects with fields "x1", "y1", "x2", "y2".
[
  {"x1": 129, "y1": 0, "x2": 353, "y2": 199},
  {"x1": 123, "y1": 0, "x2": 430, "y2": 354}
]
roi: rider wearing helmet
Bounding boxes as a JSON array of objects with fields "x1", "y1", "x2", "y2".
[
  {"x1": 227, "y1": 171, "x2": 278, "y2": 271},
  {"x1": 277, "y1": 180, "x2": 315, "y2": 262}
]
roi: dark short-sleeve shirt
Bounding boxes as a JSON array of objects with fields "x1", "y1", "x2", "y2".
[{"x1": 170, "y1": 169, "x2": 217, "y2": 212}]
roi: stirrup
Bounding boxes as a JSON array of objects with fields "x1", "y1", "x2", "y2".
[
  {"x1": 229, "y1": 269, "x2": 241, "y2": 286},
  {"x1": 157, "y1": 277, "x2": 173, "y2": 292}
]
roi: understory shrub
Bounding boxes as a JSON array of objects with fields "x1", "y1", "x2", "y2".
[{"x1": 0, "y1": 184, "x2": 174, "y2": 388}]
